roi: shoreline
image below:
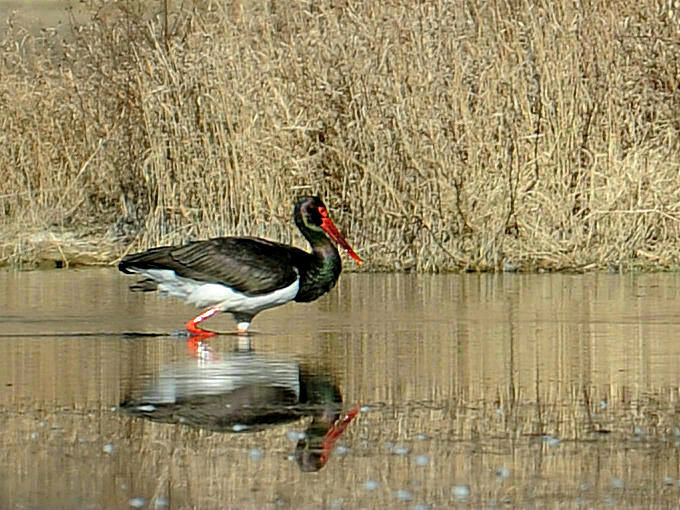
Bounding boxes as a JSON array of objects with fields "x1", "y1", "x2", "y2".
[{"x1": 1, "y1": 229, "x2": 676, "y2": 273}]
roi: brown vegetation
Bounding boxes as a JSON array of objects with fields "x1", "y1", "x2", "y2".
[{"x1": 1, "y1": 0, "x2": 680, "y2": 271}]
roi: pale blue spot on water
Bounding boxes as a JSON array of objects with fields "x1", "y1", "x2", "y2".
[
  {"x1": 232, "y1": 424, "x2": 248, "y2": 432},
  {"x1": 384, "y1": 440, "x2": 394, "y2": 450},
  {"x1": 393, "y1": 445, "x2": 409, "y2": 456},
  {"x1": 542, "y1": 435, "x2": 561, "y2": 446},
  {"x1": 414, "y1": 454, "x2": 429, "y2": 466},
  {"x1": 154, "y1": 497, "x2": 169, "y2": 509},
  {"x1": 335, "y1": 445, "x2": 349, "y2": 456},
  {"x1": 128, "y1": 497, "x2": 145, "y2": 509},
  {"x1": 103, "y1": 443, "x2": 115, "y2": 454},
  {"x1": 600, "y1": 400, "x2": 608, "y2": 410},
  {"x1": 363, "y1": 479, "x2": 379, "y2": 491},
  {"x1": 360, "y1": 405, "x2": 371, "y2": 413},
  {"x1": 287, "y1": 430, "x2": 306, "y2": 442},
  {"x1": 495, "y1": 407, "x2": 503, "y2": 415},
  {"x1": 394, "y1": 489, "x2": 413, "y2": 501},
  {"x1": 137, "y1": 405, "x2": 156, "y2": 412},
  {"x1": 663, "y1": 476, "x2": 674, "y2": 486},
  {"x1": 611, "y1": 478, "x2": 624, "y2": 489},
  {"x1": 411, "y1": 505, "x2": 431, "y2": 510},
  {"x1": 415, "y1": 433, "x2": 427, "y2": 440},
  {"x1": 495, "y1": 466, "x2": 509, "y2": 481},
  {"x1": 452, "y1": 485, "x2": 470, "y2": 500},
  {"x1": 248, "y1": 448, "x2": 263, "y2": 461}
]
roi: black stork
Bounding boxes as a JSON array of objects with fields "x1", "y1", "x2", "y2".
[{"x1": 118, "y1": 196, "x2": 362, "y2": 336}]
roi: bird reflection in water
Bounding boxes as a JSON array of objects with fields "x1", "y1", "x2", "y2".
[
  {"x1": 120, "y1": 342, "x2": 358, "y2": 472},
  {"x1": 293, "y1": 378, "x2": 358, "y2": 472}
]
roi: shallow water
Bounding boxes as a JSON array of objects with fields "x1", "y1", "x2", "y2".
[{"x1": 2, "y1": 269, "x2": 680, "y2": 509}]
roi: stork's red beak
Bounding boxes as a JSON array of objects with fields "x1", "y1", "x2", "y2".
[{"x1": 319, "y1": 207, "x2": 363, "y2": 265}]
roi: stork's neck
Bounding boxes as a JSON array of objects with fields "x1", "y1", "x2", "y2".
[{"x1": 295, "y1": 229, "x2": 342, "y2": 302}]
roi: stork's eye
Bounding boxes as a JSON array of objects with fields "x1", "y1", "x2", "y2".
[
  {"x1": 302, "y1": 202, "x2": 322, "y2": 226},
  {"x1": 309, "y1": 206, "x2": 324, "y2": 226}
]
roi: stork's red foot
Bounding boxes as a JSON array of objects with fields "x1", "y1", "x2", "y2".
[
  {"x1": 184, "y1": 306, "x2": 220, "y2": 337},
  {"x1": 184, "y1": 320, "x2": 216, "y2": 338}
]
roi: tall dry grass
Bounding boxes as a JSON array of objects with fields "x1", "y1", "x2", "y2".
[{"x1": 1, "y1": 0, "x2": 679, "y2": 271}]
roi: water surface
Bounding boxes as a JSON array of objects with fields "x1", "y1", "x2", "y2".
[{"x1": 2, "y1": 269, "x2": 680, "y2": 509}]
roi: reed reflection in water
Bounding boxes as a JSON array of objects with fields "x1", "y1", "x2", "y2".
[{"x1": 1, "y1": 269, "x2": 680, "y2": 508}]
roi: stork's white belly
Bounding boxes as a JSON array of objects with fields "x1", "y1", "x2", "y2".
[{"x1": 140, "y1": 269, "x2": 300, "y2": 314}]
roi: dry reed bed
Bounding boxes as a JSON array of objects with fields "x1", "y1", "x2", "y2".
[{"x1": 1, "y1": 0, "x2": 680, "y2": 271}]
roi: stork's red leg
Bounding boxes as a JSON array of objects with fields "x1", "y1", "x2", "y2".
[{"x1": 184, "y1": 306, "x2": 220, "y2": 337}]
